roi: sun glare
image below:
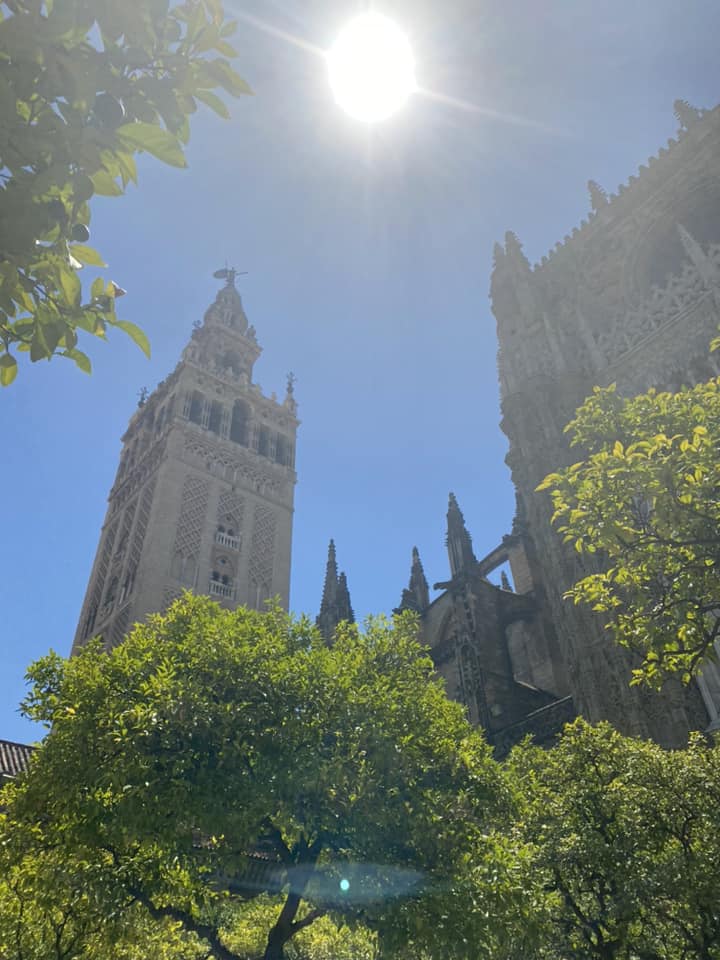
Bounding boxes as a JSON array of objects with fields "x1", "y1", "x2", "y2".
[{"x1": 327, "y1": 13, "x2": 416, "y2": 123}]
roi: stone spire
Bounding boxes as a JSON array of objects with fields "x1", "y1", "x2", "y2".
[
  {"x1": 587, "y1": 179, "x2": 607, "y2": 211},
  {"x1": 504, "y1": 231, "x2": 531, "y2": 271},
  {"x1": 204, "y1": 268, "x2": 249, "y2": 333},
  {"x1": 395, "y1": 546, "x2": 430, "y2": 614},
  {"x1": 446, "y1": 493, "x2": 476, "y2": 578},
  {"x1": 336, "y1": 572, "x2": 355, "y2": 625},
  {"x1": 316, "y1": 540, "x2": 354, "y2": 641},
  {"x1": 182, "y1": 268, "x2": 260, "y2": 379},
  {"x1": 674, "y1": 99, "x2": 702, "y2": 131}
]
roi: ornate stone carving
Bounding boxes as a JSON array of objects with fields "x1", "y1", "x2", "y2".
[
  {"x1": 171, "y1": 474, "x2": 210, "y2": 585},
  {"x1": 248, "y1": 505, "x2": 276, "y2": 605}
]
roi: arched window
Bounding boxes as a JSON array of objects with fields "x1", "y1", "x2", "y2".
[
  {"x1": 275, "y1": 434, "x2": 287, "y2": 466},
  {"x1": 189, "y1": 390, "x2": 204, "y2": 425},
  {"x1": 208, "y1": 400, "x2": 224, "y2": 435},
  {"x1": 220, "y1": 350, "x2": 242, "y2": 375},
  {"x1": 258, "y1": 426, "x2": 270, "y2": 458},
  {"x1": 104, "y1": 576, "x2": 118, "y2": 608},
  {"x1": 230, "y1": 400, "x2": 250, "y2": 446}
]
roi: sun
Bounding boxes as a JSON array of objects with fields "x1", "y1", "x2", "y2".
[{"x1": 327, "y1": 13, "x2": 416, "y2": 123}]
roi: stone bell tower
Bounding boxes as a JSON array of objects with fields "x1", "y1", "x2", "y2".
[{"x1": 72, "y1": 270, "x2": 298, "y2": 653}]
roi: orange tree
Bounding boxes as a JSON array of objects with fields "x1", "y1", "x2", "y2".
[
  {"x1": 538, "y1": 377, "x2": 720, "y2": 687},
  {"x1": 4, "y1": 595, "x2": 543, "y2": 960}
]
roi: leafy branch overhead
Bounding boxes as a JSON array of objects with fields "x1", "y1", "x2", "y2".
[
  {"x1": 0, "y1": 0, "x2": 250, "y2": 386},
  {"x1": 537, "y1": 377, "x2": 720, "y2": 687}
]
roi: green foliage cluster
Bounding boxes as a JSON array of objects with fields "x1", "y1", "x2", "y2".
[
  {"x1": 1, "y1": 596, "x2": 540, "y2": 960},
  {"x1": 2, "y1": 597, "x2": 719, "y2": 959},
  {"x1": 538, "y1": 378, "x2": 720, "y2": 685},
  {"x1": 0, "y1": 0, "x2": 249, "y2": 385},
  {"x1": 509, "y1": 719, "x2": 720, "y2": 959}
]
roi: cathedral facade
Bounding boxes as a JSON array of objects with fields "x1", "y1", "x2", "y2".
[
  {"x1": 73, "y1": 272, "x2": 298, "y2": 654},
  {"x1": 392, "y1": 100, "x2": 720, "y2": 750}
]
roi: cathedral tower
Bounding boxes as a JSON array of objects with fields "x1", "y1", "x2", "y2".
[{"x1": 73, "y1": 271, "x2": 298, "y2": 653}]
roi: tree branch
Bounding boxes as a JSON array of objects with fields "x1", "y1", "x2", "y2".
[{"x1": 126, "y1": 884, "x2": 240, "y2": 960}]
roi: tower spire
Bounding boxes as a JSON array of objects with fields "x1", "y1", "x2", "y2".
[
  {"x1": 446, "y1": 492, "x2": 476, "y2": 578},
  {"x1": 316, "y1": 540, "x2": 354, "y2": 641},
  {"x1": 395, "y1": 546, "x2": 430, "y2": 614}
]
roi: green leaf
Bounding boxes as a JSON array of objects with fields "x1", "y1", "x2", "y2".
[
  {"x1": 195, "y1": 89, "x2": 230, "y2": 119},
  {"x1": 59, "y1": 269, "x2": 81, "y2": 308},
  {"x1": 0, "y1": 353, "x2": 18, "y2": 386},
  {"x1": 91, "y1": 170, "x2": 124, "y2": 197},
  {"x1": 64, "y1": 348, "x2": 92, "y2": 374},
  {"x1": 116, "y1": 123, "x2": 187, "y2": 168},
  {"x1": 70, "y1": 245, "x2": 107, "y2": 267},
  {"x1": 114, "y1": 320, "x2": 151, "y2": 358}
]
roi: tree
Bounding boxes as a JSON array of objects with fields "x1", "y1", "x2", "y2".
[
  {"x1": 507, "y1": 719, "x2": 720, "y2": 960},
  {"x1": 0, "y1": 0, "x2": 249, "y2": 386},
  {"x1": 4, "y1": 595, "x2": 540, "y2": 960},
  {"x1": 538, "y1": 378, "x2": 720, "y2": 686}
]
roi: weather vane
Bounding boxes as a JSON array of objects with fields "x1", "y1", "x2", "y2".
[
  {"x1": 213, "y1": 265, "x2": 248, "y2": 287},
  {"x1": 286, "y1": 371, "x2": 296, "y2": 394}
]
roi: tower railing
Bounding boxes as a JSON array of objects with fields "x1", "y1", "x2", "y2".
[
  {"x1": 209, "y1": 580, "x2": 234, "y2": 599},
  {"x1": 215, "y1": 531, "x2": 240, "y2": 550}
]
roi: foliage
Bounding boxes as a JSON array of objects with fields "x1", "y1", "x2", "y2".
[
  {"x1": 0, "y1": 0, "x2": 249, "y2": 386},
  {"x1": 538, "y1": 379, "x2": 720, "y2": 686},
  {"x1": 5, "y1": 595, "x2": 540, "y2": 960},
  {"x1": 507, "y1": 719, "x2": 720, "y2": 960},
  {"x1": 0, "y1": 809, "x2": 205, "y2": 959}
]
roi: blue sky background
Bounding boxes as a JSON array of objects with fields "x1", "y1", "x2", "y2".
[{"x1": 2, "y1": 0, "x2": 719, "y2": 742}]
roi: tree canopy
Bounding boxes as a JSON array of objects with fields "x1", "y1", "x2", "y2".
[
  {"x1": 538, "y1": 377, "x2": 720, "y2": 686},
  {"x1": 0, "y1": 0, "x2": 248, "y2": 386},
  {"x1": 3, "y1": 595, "x2": 539, "y2": 960},
  {"x1": 508, "y1": 719, "x2": 720, "y2": 960}
]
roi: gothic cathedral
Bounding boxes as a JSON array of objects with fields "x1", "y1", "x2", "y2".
[
  {"x1": 72, "y1": 272, "x2": 298, "y2": 655},
  {"x1": 392, "y1": 100, "x2": 720, "y2": 752}
]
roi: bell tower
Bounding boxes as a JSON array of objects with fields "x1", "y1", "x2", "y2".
[{"x1": 73, "y1": 270, "x2": 298, "y2": 652}]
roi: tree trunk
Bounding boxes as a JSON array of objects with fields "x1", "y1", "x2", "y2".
[
  {"x1": 263, "y1": 890, "x2": 301, "y2": 960},
  {"x1": 262, "y1": 841, "x2": 320, "y2": 960}
]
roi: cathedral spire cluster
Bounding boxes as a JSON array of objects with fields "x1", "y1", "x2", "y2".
[
  {"x1": 316, "y1": 540, "x2": 354, "y2": 641},
  {"x1": 395, "y1": 546, "x2": 430, "y2": 614},
  {"x1": 446, "y1": 492, "x2": 477, "y2": 578}
]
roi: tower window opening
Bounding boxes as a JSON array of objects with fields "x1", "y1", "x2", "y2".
[
  {"x1": 208, "y1": 400, "x2": 224, "y2": 435},
  {"x1": 104, "y1": 576, "x2": 118, "y2": 609},
  {"x1": 230, "y1": 400, "x2": 250, "y2": 446},
  {"x1": 189, "y1": 390, "x2": 205, "y2": 425},
  {"x1": 258, "y1": 426, "x2": 270, "y2": 458},
  {"x1": 215, "y1": 526, "x2": 240, "y2": 550}
]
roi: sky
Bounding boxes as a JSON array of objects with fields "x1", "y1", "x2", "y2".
[{"x1": 2, "y1": 0, "x2": 720, "y2": 743}]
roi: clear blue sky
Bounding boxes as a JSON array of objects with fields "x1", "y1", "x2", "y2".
[{"x1": 2, "y1": 0, "x2": 719, "y2": 743}]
